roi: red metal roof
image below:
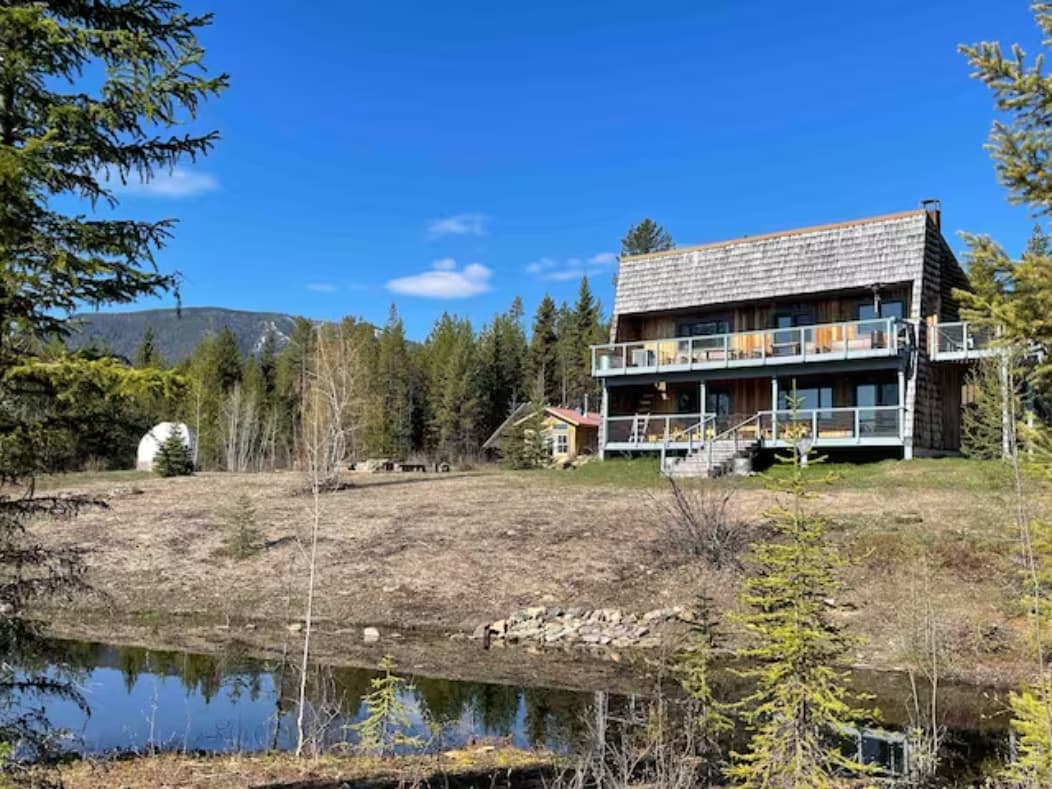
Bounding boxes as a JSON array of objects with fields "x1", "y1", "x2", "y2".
[{"x1": 545, "y1": 406, "x2": 601, "y2": 428}]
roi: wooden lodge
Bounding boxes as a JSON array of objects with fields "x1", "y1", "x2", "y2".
[{"x1": 592, "y1": 204, "x2": 991, "y2": 475}]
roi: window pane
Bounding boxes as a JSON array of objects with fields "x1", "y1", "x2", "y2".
[
  {"x1": 857, "y1": 303, "x2": 878, "y2": 321},
  {"x1": 856, "y1": 384, "x2": 876, "y2": 408},
  {"x1": 882, "y1": 301, "x2": 904, "y2": 319}
]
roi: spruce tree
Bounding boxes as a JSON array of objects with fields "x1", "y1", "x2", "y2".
[
  {"x1": 570, "y1": 276, "x2": 604, "y2": 409},
  {"x1": 527, "y1": 295, "x2": 559, "y2": 405},
  {"x1": 154, "y1": 425, "x2": 194, "y2": 477},
  {"x1": 620, "y1": 218, "x2": 674, "y2": 257},
  {"x1": 0, "y1": 1, "x2": 225, "y2": 770},
  {"x1": 477, "y1": 297, "x2": 528, "y2": 439},
  {"x1": 373, "y1": 305, "x2": 412, "y2": 458},
  {"x1": 729, "y1": 408, "x2": 870, "y2": 786}
]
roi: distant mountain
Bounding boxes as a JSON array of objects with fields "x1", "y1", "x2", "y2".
[{"x1": 67, "y1": 307, "x2": 301, "y2": 363}]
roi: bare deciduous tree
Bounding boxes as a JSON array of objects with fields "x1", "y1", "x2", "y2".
[{"x1": 295, "y1": 324, "x2": 368, "y2": 757}]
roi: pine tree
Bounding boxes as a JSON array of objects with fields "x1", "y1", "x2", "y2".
[
  {"x1": 729, "y1": 405, "x2": 870, "y2": 787},
  {"x1": 135, "y1": 326, "x2": 163, "y2": 369},
  {"x1": 154, "y1": 425, "x2": 194, "y2": 477},
  {"x1": 528, "y1": 295, "x2": 559, "y2": 405},
  {"x1": 620, "y1": 218, "x2": 674, "y2": 257},
  {"x1": 373, "y1": 305, "x2": 413, "y2": 458},
  {"x1": 212, "y1": 326, "x2": 243, "y2": 392},
  {"x1": 477, "y1": 297, "x2": 528, "y2": 439},
  {"x1": 425, "y1": 314, "x2": 479, "y2": 459},
  {"x1": 569, "y1": 276, "x2": 604, "y2": 410},
  {"x1": 0, "y1": 1, "x2": 225, "y2": 771}
]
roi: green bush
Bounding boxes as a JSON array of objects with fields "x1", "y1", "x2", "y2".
[{"x1": 154, "y1": 426, "x2": 194, "y2": 477}]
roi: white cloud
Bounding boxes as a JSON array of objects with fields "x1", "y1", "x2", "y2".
[
  {"x1": 117, "y1": 167, "x2": 219, "y2": 198},
  {"x1": 306, "y1": 282, "x2": 338, "y2": 293},
  {"x1": 525, "y1": 251, "x2": 618, "y2": 282},
  {"x1": 427, "y1": 213, "x2": 489, "y2": 238},
  {"x1": 589, "y1": 252, "x2": 618, "y2": 266},
  {"x1": 386, "y1": 259, "x2": 492, "y2": 299}
]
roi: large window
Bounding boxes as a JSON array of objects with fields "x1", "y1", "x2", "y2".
[
  {"x1": 855, "y1": 382, "x2": 898, "y2": 407},
  {"x1": 779, "y1": 385, "x2": 833, "y2": 411},
  {"x1": 678, "y1": 318, "x2": 730, "y2": 337},
  {"x1": 857, "y1": 299, "x2": 904, "y2": 321}
]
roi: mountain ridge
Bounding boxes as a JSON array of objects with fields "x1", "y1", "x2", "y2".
[{"x1": 67, "y1": 306, "x2": 303, "y2": 362}]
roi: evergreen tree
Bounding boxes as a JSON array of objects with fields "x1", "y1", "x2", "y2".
[
  {"x1": 0, "y1": 0, "x2": 225, "y2": 772},
  {"x1": 372, "y1": 305, "x2": 413, "y2": 458},
  {"x1": 554, "y1": 300, "x2": 574, "y2": 407},
  {"x1": 620, "y1": 218, "x2": 673, "y2": 257},
  {"x1": 729, "y1": 406, "x2": 870, "y2": 787},
  {"x1": 569, "y1": 276, "x2": 604, "y2": 410},
  {"x1": 154, "y1": 425, "x2": 194, "y2": 477},
  {"x1": 477, "y1": 297, "x2": 528, "y2": 439},
  {"x1": 212, "y1": 326, "x2": 243, "y2": 392},
  {"x1": 527, "y1": 295, "x2": 559, "y2": 405},
  {"x1": 962, "y1": 12, "x2": 1052, "y2": 779},
  {"x1": 135, "y1": 326, "x2": 164, "y2": 369}
]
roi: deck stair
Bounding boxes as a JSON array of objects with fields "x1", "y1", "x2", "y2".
[{"x1": 662, "y1": 414, "x2": 760, "y2": 478}]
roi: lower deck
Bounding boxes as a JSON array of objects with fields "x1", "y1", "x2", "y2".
[{"x1": 601, "y1": 370, "x2": 907, "y2": 453}]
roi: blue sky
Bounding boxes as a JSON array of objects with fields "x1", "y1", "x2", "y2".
[{"x1": 109, "y1": 0, "x2": 1044, "y2": 340}]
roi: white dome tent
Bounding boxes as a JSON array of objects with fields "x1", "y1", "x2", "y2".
[{"x1": 136, "y1": 422, "x2": 196, "y2": 471}]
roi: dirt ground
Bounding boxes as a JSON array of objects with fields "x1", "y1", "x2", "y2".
[{"x1": 26, "y1": 467, "x2": 1027, "y2": 685}]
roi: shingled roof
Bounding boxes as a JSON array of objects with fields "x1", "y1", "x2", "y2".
[{"x1": 614, "y1": 210, "x2": 932, "y2": 317}]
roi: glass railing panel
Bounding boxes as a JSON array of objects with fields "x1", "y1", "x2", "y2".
[
  {"x1": 593, "y1": 345, "x2": 623, "y2": 373},
  {"x1": 656, "y1": 339, "x2": 687, "y2": 367},
  {"x1": 768, "y1": 327, "x2": 803, "y2": 358},
  {"x1": 817, "y1": 409, "x2": 855, "y2": 439},
  {"x1": 968, "y1": 324, "x2": 996, "y2": 351},
  {"x1": 604, "y1": 418, "x2": 634, "y2": 443},
  {"x1": 808, "y1": 323, "x2": 845, "y2": 357},
  {"x1": 623, "y1": 342, "x2": 656, "y2": 370},
  {"x1": 691, "y1": 335, "x2": 727, "y2": 364},
  {"x1": 729, "y1": 330, "x2": 770, "y2": 360},
  {"x1": 935, "y1": 324, "x2": 965, "y2": 354},
  {"x1": 666, "y1": 415, "x2": 703, "y2": 442},
  {"x1": 858, "y1": 407, "x2": 900, "y2": 437}
]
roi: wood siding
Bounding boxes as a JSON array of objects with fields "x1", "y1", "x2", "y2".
[{"x1": 615, "y1": 286, "x2": 912, "y2": 343}]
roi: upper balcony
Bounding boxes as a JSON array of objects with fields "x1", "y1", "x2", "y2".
[
  {"x1": 928, "y1": 321, "x2": 999, "y2": 362},
  {"x1": 592, "y1": 317, "x2": 905, "y2": 378}
]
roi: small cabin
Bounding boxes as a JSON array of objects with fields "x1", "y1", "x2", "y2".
[{"x1": 483, "y1": 405, "x2": 601, "y2": 463}]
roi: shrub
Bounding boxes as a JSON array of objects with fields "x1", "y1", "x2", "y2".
[
  {"x1": 660, "y1": 476, "x2": 747, "y2": 569},
  {"x1": 154, "y1": 426, "x2": 193, "y2": 477}
]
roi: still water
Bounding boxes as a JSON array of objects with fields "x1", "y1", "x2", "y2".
[{"x1": 17, "y1": 638, "x2": 1014, "y2": 783}]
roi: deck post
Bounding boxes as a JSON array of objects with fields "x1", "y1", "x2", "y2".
[
  {"x1": 699, "y1": 381, "x2": 707, "y2": 439},
  {"x1": 897, "y1": 367, "x2": 908, "y2": 454},
  {"x1": 599, "y1": 382, "x2": 608, "y2": 461},
  {"x1": 771, "y1": 377, "x2": 779, "y2": 442}
]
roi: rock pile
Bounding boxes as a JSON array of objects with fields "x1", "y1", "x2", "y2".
[{"x1": 472, "y1": 605, "x2": 684, "y2": 650}]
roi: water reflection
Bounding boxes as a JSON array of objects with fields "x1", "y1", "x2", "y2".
[{"x1": 14, "y1": 639, "x2": 1013, "y2": 783}]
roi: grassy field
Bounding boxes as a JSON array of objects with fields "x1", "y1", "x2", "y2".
[{"x1": 25, "y1": 458, "x2": 1031, "y2": 684}]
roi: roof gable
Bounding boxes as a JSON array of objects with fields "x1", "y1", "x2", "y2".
[{"x1": 614, "y1": 210, "x2": 931, "y2": 317}]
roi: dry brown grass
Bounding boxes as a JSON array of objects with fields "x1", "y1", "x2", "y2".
[
  {"x1": 41, "y1": 747, "x2": 552, "y2": 788},
  {"x1": 26, "y1": 467, "x2": 1029, "y2": 683}
]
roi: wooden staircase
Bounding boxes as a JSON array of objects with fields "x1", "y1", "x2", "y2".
[{"x1": 663, "y1": 414, "x2": 760, "y2": 478}]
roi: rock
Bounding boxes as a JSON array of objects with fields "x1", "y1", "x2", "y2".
[
  {"x1": 287, "y1": 622, "x2": 303, "y2": 633},
  {"x1": 472, "y1": 623, "x2": 489, "y2": 640},
  {"x1": 488, "y1": 619, "x2": 508, "y2": 634},
  {"x1": 635, "y1": 627, "x2": 650, "y2": 638},
  {"x1": 637, "y1": 637, "x2": 662, "y2": 649},
  {"x1": 382, "y1": 585, "x2": 398, "y2": 593},
  {"x1": 544, "y1": 629, "x2": 566, "y2": 643},
  {"x1": 526, "y1": 606, "x2": 546, "y2": 618},
  {"x1": 244, "y1": 623, "x2": 256, "y2": 630},
  {"x1": 580, "y1": 633, "x2": 602, "y2": 644},
  {"x1": 567, "y1": 607, "x2": 584, "y2": 617},
  {"x1": 362, "y1": 627, "x2": 380, "y2": 643},
  {"x1": 643, "y1": 609, "x2": 671, "y2": 623}
]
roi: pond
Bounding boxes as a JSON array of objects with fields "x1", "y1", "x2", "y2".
[{"x1": 12, "y1": 638, "x2": 1015, "y2": 783}]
